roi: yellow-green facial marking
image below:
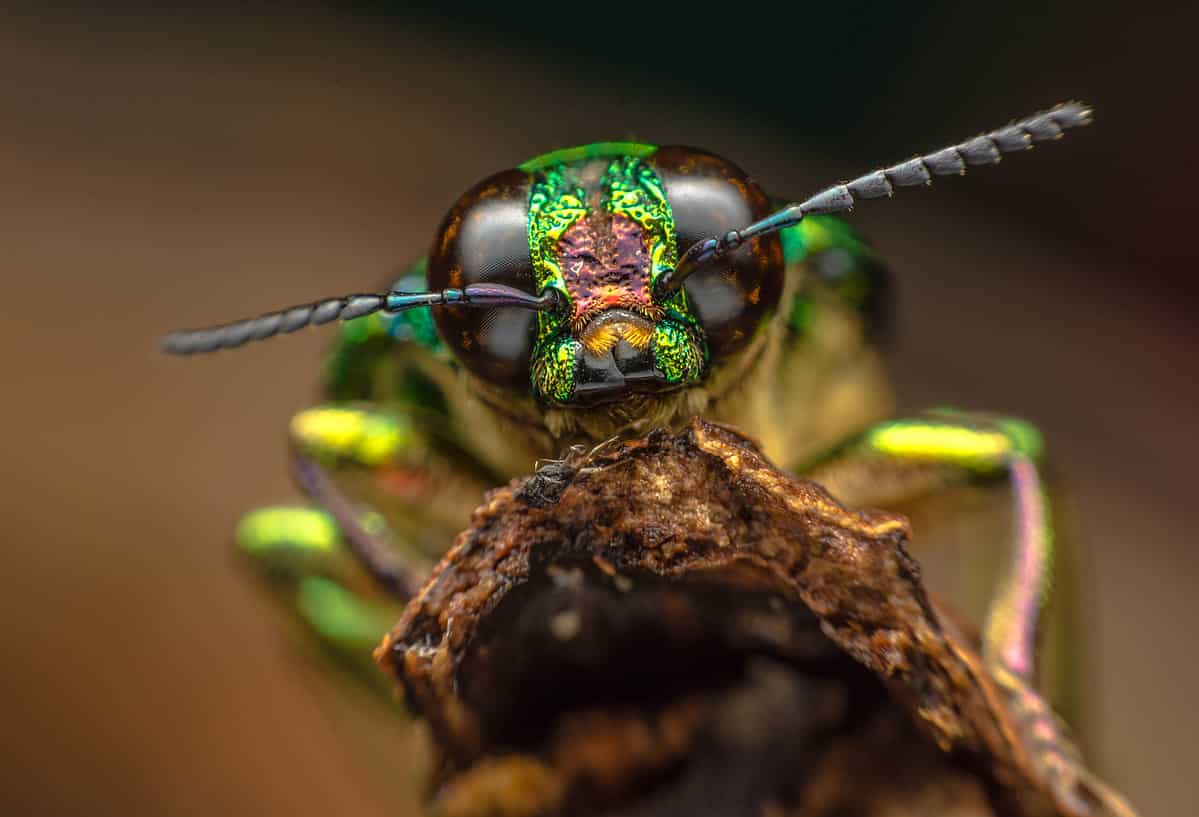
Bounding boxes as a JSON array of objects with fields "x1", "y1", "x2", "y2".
[
  {"x1": 652, "y1": 320, "x2": 705, "y2": 384},
  {"x1": 527, "y1": 164, "x2": 588, "y2": 402},
  {"x1": 531, "y1": 333, "x2": 582, "y2": 405},
  {"x1": 603, "y1": 155, "x2": 676, "y2": 289},
  {"x1": 524, "y1": 146, "x2": 708, "y2": 403}
]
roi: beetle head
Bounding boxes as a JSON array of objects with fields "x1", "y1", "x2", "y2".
[{"x1": 428, "y1": 146, "x2": 783, "y2": 406}]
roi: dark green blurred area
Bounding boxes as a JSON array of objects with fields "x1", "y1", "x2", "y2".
[{"x1": 1, "y1": 4, "x2": 1193, "y2": 817}]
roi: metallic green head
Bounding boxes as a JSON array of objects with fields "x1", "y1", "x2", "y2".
[{"x1": 426, "y1": 143, "x2": 784, "y2": 405}]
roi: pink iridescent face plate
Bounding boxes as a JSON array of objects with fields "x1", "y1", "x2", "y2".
[{"x1": 556, "y1": 212, "x2": 661, "y2": 332}]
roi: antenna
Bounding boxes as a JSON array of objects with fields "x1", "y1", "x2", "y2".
[
  {"x1": 161, "y1": 283, "x2": 561, "y2": 355},
  {"x1": 654, "y1": 102, "x2": 1093, "y2": 300}
]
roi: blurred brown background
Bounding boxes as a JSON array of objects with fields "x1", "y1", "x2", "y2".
[{"x1": 1, "y1": 4, "x2": 1195, "y2": 816}]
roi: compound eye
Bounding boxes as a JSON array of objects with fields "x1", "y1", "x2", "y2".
[
  {"x1": 427, "y1": 169, "x2": 537, "y2": 390},
  {"x1": 652, "y1": 147, "x2": 784, "y2": 359}
]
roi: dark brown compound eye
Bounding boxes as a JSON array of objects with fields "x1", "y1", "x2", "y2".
[
  {"x1": 427, "y1": 169, "x2": 538, "y2": 390},
  {"x1": 650, "y1": 147, "x2": 784, "y2": 360}
]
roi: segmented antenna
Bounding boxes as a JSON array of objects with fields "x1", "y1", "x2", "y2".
[
  {"x1": 654, "y1": 101, "x2": 1093, "y2": 300},
  {"x1": 161, "y1": 283, "x2": 561, "y2": 355}
]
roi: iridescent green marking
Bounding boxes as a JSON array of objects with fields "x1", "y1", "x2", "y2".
[
  {"x1": 652, "y1": 321, "x2": 703, "y2": 384},
  {"x1": 602, "y1": 156, "x2": 706, "y2": 383},
  {"x1": 295, "y1": 576, "x2": 396, "y2": 649},
  {"x1": 290, "y1": 406, "x2": 411, "y2": 467},
  {"x1": 532, "y1": 334, "x2": 582, "y2": 404},
  {"x1": 519, "y1": 142, "x2": 656, "y2": 174},
  {"x1": 528, "y1": 166, "x2": 587, "y2": 311},
  {"x1": 602, "y1": 155, "x2": 677, "y2": 289},
  {"x1": 527, "y1": 164, "x2": 588, "y2": 399},
  {"x1": 237, "y1": 506, "x2": 340, "y2": 557}
]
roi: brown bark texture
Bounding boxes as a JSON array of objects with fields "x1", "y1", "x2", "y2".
[{"x1": 378, "y1": 420, "x2": 1128, "y2": 817}]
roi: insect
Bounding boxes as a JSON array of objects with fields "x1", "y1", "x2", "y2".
[{"x1": 163, "y1": 102, "x2": 1134, "y2": 816}]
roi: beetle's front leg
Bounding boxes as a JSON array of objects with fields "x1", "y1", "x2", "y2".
[{"x1": 801, "y1": 411, "x2": 1134, "y2": 817}]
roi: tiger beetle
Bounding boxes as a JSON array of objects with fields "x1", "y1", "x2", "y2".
[{"x1": 163, "y1": 102, "x2": 1135, "y2": 816}]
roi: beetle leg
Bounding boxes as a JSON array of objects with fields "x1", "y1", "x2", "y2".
[
  {"x1": 800, "y1": 412, "x2": 1135, "y2": 817},
  {"x1": 234, "y1": 504, "x2": 405, "y2": 684},
  {"x1": 288, "y1": 452, "x2": 426, "y2": 600},
  {"x1": 235, "y1": 400, "x2": 493, "y2": 674},
  {"x1": 801, "y1": 411, "x2": 1051, "y2": 681},
  {"x1": 988, "y1": 661, "x2": 1138, "y2": 817},
  {"x1": 287, "y1": 403, "x2": 494, "y2": 565}
]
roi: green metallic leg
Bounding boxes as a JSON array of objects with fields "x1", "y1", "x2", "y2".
[
  {"x1": 802, "y1": 412, "x2": 1134, "y2": 817},
  {"x1": 235, "y1": 505, "x2": 404, "y2": 689},
  {"x1": 803, "y1": 411, "x2": 1050, "y2": 681},
  {"x1": 288, "y1": 403, "x2": 493, "y2": 559},
  {"x1": 234, "y1": 397, "x2": 479, "y2": 815},
  {"x1": 286, "y1": 403, "x2": 445, "y2": 599},
  {"x1": 235, "y1": 401, "x2": 487, "y2": 682},
  {"x1": 289, "y1": 453, "x2": 424, "y2": 599},
  {"x1": 235, "y1": 505, "x2": 431, "y2": 812}
]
